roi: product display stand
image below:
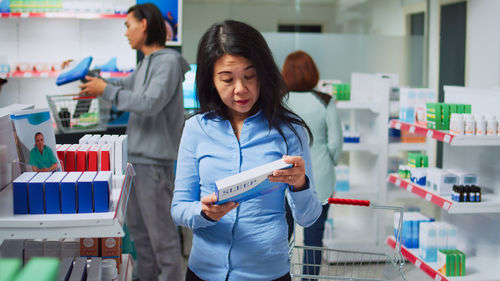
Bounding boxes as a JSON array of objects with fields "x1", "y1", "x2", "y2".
[
  {"x1": 323, "y1": 73, "x2": 390, "y2": 256},
  {"x1": 0, "y1": 163, "x2": 135, "y2": 240},
  {"x1": 387, "y1": 86, "x2": 500, "y2": 280}
]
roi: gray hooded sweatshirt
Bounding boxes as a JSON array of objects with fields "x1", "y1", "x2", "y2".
[{"x1": 102, "y1": 48, "x2": 190, "y2": 165}]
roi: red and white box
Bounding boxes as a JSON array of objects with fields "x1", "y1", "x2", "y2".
[
  {"x1": 56, "y1": 144, "x2": 70, "y2": 171},
  {"x1": 76, "y1": 144, "x2": 91, "y2": 172},
  {"x1": 88, "y1": 144, "x2": 100, "y2": 172},
  {"x1": 99, "y1": 143, "x2": 113, "y2": 172},
  {"x1": 65, "y1": 144, "x2": 79, "y2": 172}
]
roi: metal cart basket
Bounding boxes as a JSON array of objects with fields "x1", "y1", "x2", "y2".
[
  {"x1": 289, "y1": 198, "x2": 406, "y2": 281},
  {"x1": 46, "y1": 94, "x2": 111, "y2": 133}
]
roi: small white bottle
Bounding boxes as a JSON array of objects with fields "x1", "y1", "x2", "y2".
[
  {"x1": 475, "y1": 114, "x2": 486, "y2": 136},
  {"x1": 464, "y1": 114, "x2": 476, "y2": 136},
  {"x1": 486, "y1": 115, "x2": 498, "y2": 136},
  {"x1": 454, "y1": 114, "x2": 465, "y2": 135}
]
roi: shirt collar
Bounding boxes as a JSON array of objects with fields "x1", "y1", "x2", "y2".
[{"x1": 201, "y1": 109, "x2": 263, "y2": 122}]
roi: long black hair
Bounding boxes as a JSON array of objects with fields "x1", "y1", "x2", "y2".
[
  {"x1": 127, "y1": 3, "x2": 166, "y2": 47},
  {"x1": 195, "y1": 20, "x2": 312, "y2": 147}
]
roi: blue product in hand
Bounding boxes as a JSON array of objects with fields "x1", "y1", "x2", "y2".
[
  {"x1": 95, "y1": 57, "x2": 118, "y2": 72},
  {"x1": 56, "y1": 56, "x2": 93, "y2": 86}
]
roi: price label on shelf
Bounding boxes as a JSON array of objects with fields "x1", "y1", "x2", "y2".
[
  {"x1": 395, "y1": 122, "x2": 401, "y2": 130},
  {"x1": 395, "y1": 179, "x2": 401, "y2": 186},
  {"x1": 21, "y1": 13, "x2": 29, "y2": 18},
  {"x1": 425, "y1": 193, "x2": 432, "y2": 201},
  {"x1": 40, "y1": 72, "x2": 49, "y2": 78},
  {"x1": 443, "y1": 202, "x2": 451, "y2": 210},
  {"x1": 409, "y1": 126, "x2": 416, "y2": 133},
  {"x1": 415, "y1": 259, "x2": 422, "y2": 268},
  {"x1": 407, "y1": 185, "x2": 413, "y2": 192},
  {"x1": 427, "y1": 130, "x2": 433, "y2": 138},
  {"x1": 24, "y1": 72, "x2": 32, "y2": 78},
  {"x1": 443, "y1": 135, "x2": 451, "y2": 143},
  {"x1": 434, "y1": 274, "x2": 442, "y2": 281}
]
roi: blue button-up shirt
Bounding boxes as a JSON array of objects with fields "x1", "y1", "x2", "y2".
[{"x1": 172, "y1": 111, "x2": 321, "y2": 281}]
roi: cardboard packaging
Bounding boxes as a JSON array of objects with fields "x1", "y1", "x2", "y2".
[
  {"x1": 87, "y1": 144, "x2": 100, "y2": 172},
  {"x1": 45, "y1": 172, "x2": 67, "y2": 214},
  {"x1": 94, "y1": 171, "x2": 112, "y2": 212},
  {"x1": 77, "y1": 171, "x2": 97, "y2": 213},
  {"x1": 80, "y1": 238, "x2": 99, "y2": 258},
  {"x1": 65, "y1": 144, "x2": 79, "y2": 172},
  {"x1": 60, "y1": 172, "x2": 82, "y2": 214},
  {"x1": 28, "y1": 172, "x2": 52, "y2": 214},
  {"x1": 76, "y1": 144, "x2": 90, "y2": 172},
  {"x1": 56, "y1": 144, "x2": 70, "y2": 171},
  {"x1": 13, "y1": 172, "x2": 37, "y2": 214}
]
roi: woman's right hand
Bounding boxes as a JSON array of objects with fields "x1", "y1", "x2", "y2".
[{"x1": 201, "y1": 193, "x2": 239, "y2": 221}]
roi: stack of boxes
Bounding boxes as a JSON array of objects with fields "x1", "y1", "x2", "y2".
[
  {"x1": 408, "y1": 153, "x2": 428, "y2": 186},
  {"x1": 56, "y1": 134, "x2": 128, "y2": 176},
  {"x1": 333, "y1": 83, "x2": 350, "y2": 101},
  {"x1": 12, "y1": 170, "x2": 113, "y2": 215},
  {"x1": 426, "y1": 102, "x2": 472, "y2": 131}
]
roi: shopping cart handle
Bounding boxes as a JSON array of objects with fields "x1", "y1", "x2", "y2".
[{"x1": 328, "y1": 198, "x2": 370, "y2": 206}]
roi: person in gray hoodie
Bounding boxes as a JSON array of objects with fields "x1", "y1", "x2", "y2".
[{"x1": 79, "y1": 3, "x2": 189, "y2": 281}]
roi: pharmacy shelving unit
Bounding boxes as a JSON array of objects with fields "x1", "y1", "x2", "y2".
[
  {"x1": 0, "y1": 9, "x2": 136, "y2": 109},
  {"x1": 323, "y1": 73, "x2": 391, "y2": 256},
  {"x1": 0, "y1": 12, "x2": 126, "y2": 19},
  {"x1": 3, "y1": 70, "x2": 131, "y2": 79},
  {"x1": 0, "y1": 164, "x2": 135, "y2": 241},
  {"x1": 386, "y1": 86, "x2": 500, "y2": 281}
]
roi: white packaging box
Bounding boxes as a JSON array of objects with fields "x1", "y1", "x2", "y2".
[
  {"x1": 13, "y1": 172, "x2": 38, "y2": 214},
  {"x1": 65, "y1": 144, "x2": 80, "y2": 172},
  {"x1": 45, "y1": 172, "x2": 67, "y2": 214},
  {"x1": 88, "y1": 135, "x2": 102, "y2": 145},
  {"x1": 99, "y1": 143, "x2": 114, "y2": 172},
  {"x1": 93, "y1": 171, "x2": 113, "y2": 212},
  {"x1": 431, "y1": 169, "x2": 458, "y2": 196},
  {"x1": 98, "y1": 135, "x2": 110, "y2": 146},
  {"x1": 443, "y1": 222, "x2": 458, "y2": 250},
  {"x1": 114, "y1": 135, "x2": 127, "y2": 175},
  {"x1": 419, "y1": 221, "x2": 437, "y2": 262},
  {"x1": 77, "y1": 171, "x2": 97, "y2": 213},
  {"x1": 79, "y1": 134, "x2": 93, "y2": 144},
  {"x1": 61, "y1": 172, "x2": 82, "y2": 214},
  {"x1": 435, "y1": 222, "x2": 448, "y2": 250},
  {"x1": 447, "y1": 169, "x2": 478, "y2": 186}
]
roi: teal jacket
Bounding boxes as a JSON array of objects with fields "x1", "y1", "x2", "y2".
[{"x1": 285, "y1": 91, "x2": 343, "y2": 202}]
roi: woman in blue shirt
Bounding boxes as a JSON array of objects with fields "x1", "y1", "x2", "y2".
[{"x1": 171, "y1": 20, "x2": 322, "y2": 281}]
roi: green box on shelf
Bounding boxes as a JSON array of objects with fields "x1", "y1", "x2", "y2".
[
  {"x1": 464, "y1": 104, "x2": 471, "y2": 114},
  {"x1": 334, "y1": 84, "x2": 350, "y2": 101},
  {"x1": 0, "y1": 259, "x2": 22, "y2": 281},
  {"x1": 426, "y1": 103, "x2": 442, "y2": 130},
  {"x1": 408, "y1": 152, "x2": 422, "y2": 168},
  {"x1": 457, "y1": 104, "x2": 465, "y2": 114},
  {"x1": 442, "y1": 104, "x2": 450, "y2": 130},
  {"x1": 13, "y1": 258, "x2": 59, "y2": 281},
  {"x1": 449, "y1": 104, "x2": 458, "y2": 114}
]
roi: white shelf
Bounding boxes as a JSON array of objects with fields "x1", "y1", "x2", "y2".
[
  {"x1": 343, "y1": 143, "x2": 379, "y2": 154},
  {"x1": 0, "y1": 164, "x2": 135, "y2": 240},
  {"x1": 386, "y1": 236, "x2": 500, "y2": 281},
  {"x1": 389, "y1": 120, "x2": 500, "y2": 146},
  {"x1": 1, "y1": 12, "x2": 126, "y2": 19},
  {"x1": 336, "y1": 101, "x2": 381, "y2": 113},
  {"x1": 388, "y1": 142, "x2": 430, "y2": 156},
  {"x1": 387, "y1": 174, "x2": 500, "y2": 214},
  {"x1": 335, "y1": 184, "x2": 379, "y2": 198}
]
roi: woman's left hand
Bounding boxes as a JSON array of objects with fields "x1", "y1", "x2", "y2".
[{"x1": 268, "y1": 155, "x2": 308, "y2": 191}]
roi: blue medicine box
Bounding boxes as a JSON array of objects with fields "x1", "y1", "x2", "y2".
[
  {"x1": 12, "y1": 172, "x2": 37, "y2": 214},
  {"x1": 93, "y1": 171, "x2": 112, "y2": 212},
  {"x1": 78, "y1": 172, "x2": 97, "y2": 213},
  {"x1": 28, "y1": 172, "x2": 53, "y2": 214},
  {"x1": 61, "y1": 172, "x2": 82, "y2": 214},
  {"x1": 44, "y1": 172, "x2": 67, "y2": 214}
]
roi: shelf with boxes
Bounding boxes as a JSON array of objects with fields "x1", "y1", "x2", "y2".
[
  {"x1": 386, "y1": 237, "x2": 498, "y2": 281},
  {"x1": 387, "y1": 174, "x2": 500, "y2": 214},
  {"x1": 2, "y1": 70, "x2": 130, "y2": 78},
  {"x1": 0, "y1": 12, "x2": 126, "y2": 19},
  {"x1": 389, "y1": 119, "x2": 500, "y2": 146},
  {"x1": 0, "y1": 163, "x2": 135, "y2": 240}
]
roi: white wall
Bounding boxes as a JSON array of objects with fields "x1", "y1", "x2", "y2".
[{"x1": 467, "y1": 0, "x2": 500, "y2": 88}]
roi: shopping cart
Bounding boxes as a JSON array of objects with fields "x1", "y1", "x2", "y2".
[
  {"x1": 289, "y1": 198, "x2": 406, "y2": 281},
  {"x1": 46, "y1": 94, "x2": 111, "y2": 133}
]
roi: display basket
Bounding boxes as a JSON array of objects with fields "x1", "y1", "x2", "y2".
[
  {"x1": 46, "y1": 94, "x2": 111, "y2": 133},
  {"x1": 289, "y1": 198, "x2": 406, "y2": 281}
]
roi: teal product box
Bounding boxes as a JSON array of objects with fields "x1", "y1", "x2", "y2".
[
  {"x1": 93, "y1": 171, "x2": 112, "y2": 212},
  {"x1": 44, "y1": 172, "x2": 67, "y2": 214},
  {"x1": 61, "y1": 172, "x2": 82, "y2": 214},
  {"x1": 0, "y1": 258, "x2": 22, "y2": 281},
  {"x1": 13, "y1": 257, "x2": 59, "y2": 281},
  {"x1": 77, "y1": 171, "x2": 97, "y2": 213},
  {"x1": 12, "y1": 172, "x2": 37, "y2": 214},
  {"x1": 28, "y1": 172, "x2": 53, "y2": 214}
]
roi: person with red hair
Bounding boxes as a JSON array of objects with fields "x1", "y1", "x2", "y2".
[{"x1": 282, "y1": 50, "x2": 343, "y2": 279}]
